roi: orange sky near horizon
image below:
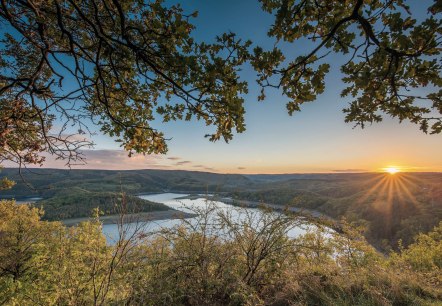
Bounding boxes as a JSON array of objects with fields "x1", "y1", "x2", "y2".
[{"x1": 8, "y1": 143, "x2": 440, "y2": 174}]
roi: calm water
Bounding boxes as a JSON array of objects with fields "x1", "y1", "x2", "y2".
[
  {"x1": 15, "y1": 197, "x2": 43, "y2": 204},
  {"x1": 102, "y1": 193, "x2": 309, "y2": 244}
]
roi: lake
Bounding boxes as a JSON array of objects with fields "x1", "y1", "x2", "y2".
[{"x1": 102, "y1": 193, "x2": 309, "y2": 243}]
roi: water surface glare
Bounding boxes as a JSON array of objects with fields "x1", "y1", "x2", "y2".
[{"x1": 102, "y1": 193, "x2": 309, "y2": 244}]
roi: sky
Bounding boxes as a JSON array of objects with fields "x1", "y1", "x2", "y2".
[{"x1": 32, "y1": 0, "x2": 442, "y2": 173}]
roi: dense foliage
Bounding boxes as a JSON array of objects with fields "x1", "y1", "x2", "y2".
[
  {"x1": 254, "y1": 0, "x2": 442, "y2": 133},
  {"x1": 0, "y1": 166, "x2": 14, "y2": 190},
  {"x1": 1, "y1": 199, "x2": 441, "y2": 305},
  {"x1": 0, "y1": 0, "x2": 250, "y2": 167}
]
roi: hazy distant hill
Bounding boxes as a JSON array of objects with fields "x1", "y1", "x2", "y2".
[{"x1": 0, "y1": 168, "x2": 252, "y2": 199}]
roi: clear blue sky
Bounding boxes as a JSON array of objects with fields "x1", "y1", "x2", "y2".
[{"x1": 44, "y1": 0, "x2": 442, "y2": 173}]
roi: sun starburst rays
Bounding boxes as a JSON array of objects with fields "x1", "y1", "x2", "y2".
[{"x1": 358, "y1": 172, "x2": 423, "y2": 222}]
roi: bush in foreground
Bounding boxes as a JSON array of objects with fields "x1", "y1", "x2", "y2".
[{"x1": 0, "y1": 200, "x2": 441, "y2": 305}]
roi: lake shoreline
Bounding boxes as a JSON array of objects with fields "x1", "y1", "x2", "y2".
[
  {"x1": 62, "y1": 209, "x2": 197, "y2": 226},
  {"x1": 178, "y1": 194, "x2": 329, "y2": 219}
]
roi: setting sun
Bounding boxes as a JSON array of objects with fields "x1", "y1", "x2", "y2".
[{"x1": 384, "y1": 167, "x2": 400, "y2": 174}]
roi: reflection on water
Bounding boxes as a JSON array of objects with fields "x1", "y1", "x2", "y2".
[
  {"x1": 102, "y1": 193, "x2": 309, "y2": 244},
  {"x1": 14, "y1": 197, "x2": 43, "y2": 205}
]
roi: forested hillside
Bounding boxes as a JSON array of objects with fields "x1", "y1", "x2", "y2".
[
  {"x1": 231, "y1": 173, "x2": 442, "y2": 250},
  {"x1": 37, "y1": 189, "x2": 169, "y2": 221}
]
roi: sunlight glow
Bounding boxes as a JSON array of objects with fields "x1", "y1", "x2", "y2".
[{"x1": 384, "y1": 167, "x2": 400, "y2": 174}]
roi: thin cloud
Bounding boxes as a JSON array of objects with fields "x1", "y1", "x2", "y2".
[
  {"x1": 332, "y1": 169, "x2": 368, "y2": 173},
  {"x1": 175, "y1": 160, "x2": 191, "y2": 166},
  {"x1": 20, "y1": 150, "x2": 169, "y2": 170},
  {"x1": 167, "y1": 157, "x2": 181, "y2": 160},
  {"x1": 237, "y1": 167, "x2": 246, "y2": 170}
]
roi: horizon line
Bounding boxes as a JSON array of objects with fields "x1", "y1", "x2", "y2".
[{"x1": 2, "y1": 167, "x2": 441, "y2": 175}]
